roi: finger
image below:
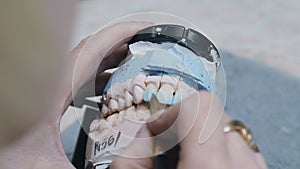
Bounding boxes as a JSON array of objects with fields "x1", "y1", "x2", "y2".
[
  {"x1": 70, "y1": 22, "x2": 152, "y2": 94},
  {"x1": 255, "y1": 153, "x2": 268, "y2": 169},
  {"x1": 147, "y1": 91, "x2": 213, "y2": 139},
  {"x1": 177, "y1": 111, "x2": 230, "y2": 169},
  {"x1": 93, "y1": 22, "x2": 153, "y2": 57},
  {"x1": 147, "y1": 91, "x2": 230, "y2": 168},
  {"x1": 147, "y1": 103, "x2": 180, "y2": 136},
  {"x1": 73, "y1": 22, "x2": 153, "y2": 67},
  {"x1": 97, "y1": 44, "x2": 128, "y2": 73},
  {"x1": 224, "y1": 114, "x2": 264, "y2": 169},
  {"x1": 226, "y1": 132, "x2": 260, "y2": 169},
  {"x1": 110, "y1": 126, "x2": 154, "y2": 169}
]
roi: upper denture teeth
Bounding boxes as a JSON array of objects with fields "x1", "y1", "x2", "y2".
[
  {"x1": 175, "y1": 80, "x2": 190, "y2": 92},
  {"x1": 132, "y1": 85, "x2": 144, "y2": 104},
  {"x1": 121, "y1": 79, "x2": 131, "y2": 94},
  {"x1": 143, "y1": 75, "x2": 161, "y2": 102},
  {"x1": 145, "y1": 75, "x2": 161, "y2": 88},
  {"x1": 101, "y1": 104, "x2": 109, "y2": 116},
  {"x1": 156, "y1": 75, "x2": 179, "y2": 104},
  {"x1": 117, "y1": 97, "x2": 126, "y2": 111},
  {"x1": 109, "y1": 99, "x2": 119, "y2": 112},
  {"x1": 143, "y1": 84, "x2": 157, "y2": 102},
  {"x1": 130, "y1": 74, "x2": 146, "y2": 90},
  {"x1": 161, "y1": 75, "x2": 180, "y2": 88},
  {"x1": 125, "y1": 91, "x2": 133, "y2": 107},
  {"x1": 107, "y1": 82, "x2": 122, "y2": 99},
  {"x1": 157, "y1": 84, "x2": 175, "y2": 105},
  {"x1": 173, "y1": 81, "x2": 196, "y2": 104},
  {"x1": 102, "y1": 74, "x2": 196, "y2": 124}
]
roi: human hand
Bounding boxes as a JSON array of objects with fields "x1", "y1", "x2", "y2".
[
  {"x1": 111, "y1": 91, "x2": 268, "y2": 169},
  {"x1": 0, "y1": 22, "x2": 152, "y2": 169}
]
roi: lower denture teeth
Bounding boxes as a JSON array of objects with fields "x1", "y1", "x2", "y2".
[
  {"x1": 106, "y1": 113, "x2": 123, "y2": 126},
  {"x1": 123, "y1": 106, "x2": 137, "y2": 121},
  {"x1": 98, "y1": 119, "x2": 109, "y2": 131},
  {"x1": 89, "y1": 119, "x2": 101, "y2": 133},
  {"x1": 136, "y1": 104, "x2": 150, "y2": 121},
  {"x1": 90, "y1": 119, "x2": 109, "y2": 132}
]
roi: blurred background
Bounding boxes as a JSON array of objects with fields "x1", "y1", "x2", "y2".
[
  {"x1": 71, "y1": 0, "x2": 300, "y2": 78},
  {"x1": 61, "y1": 0, "x2": 300, "y2": 169}
]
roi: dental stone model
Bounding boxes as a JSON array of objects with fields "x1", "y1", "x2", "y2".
[{"x1": 85, "y1": 25, "x2": 221, "y2": 169}]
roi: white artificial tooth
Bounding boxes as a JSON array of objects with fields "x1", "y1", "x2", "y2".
[
  {"x1": 121, "y1": 79, "x2": 131, "y2": 94},
  {"x1": 173, "y1": 81, "x2": 196, "y2": 104},
  {"x1": 137, "y1": 110, "x2": 150, "y2": 122},
  {"x1": 109, "y1": 99, "x2": 119, "y2": 112},
  {"x1": 173, "y1": 89, "x2": 195, "y2": 104},
  {"x1": 123, "y1": 106, "x2": 137, "y2": 121},
  {"x1": 98, "y1": 119, "x2": 109, "y2": 130},
  {"x1": 133, "y1": 85, "x2": 144, "y2": 104},
  {"x1": 89, "y1": 119, "x2": 109, "y2": 132},
  {"x1": 107, "y1": 82, "x2": 121, "y2": 99},
  {"x1": 106, "y1": 113, "x2": 123, "y2": 126},
  {"x1": 136, "y1": 104, "x2": 150, "y2": 121},
  {"x1": 119, "y1": 110, "x2": 126, "y2": 116},
  {"x1": 161, "y1": 75, "x2": 180, "y2": 88},
  {"x1": 101, "y1": 104, "x2": 109, "y2": 115},
  {"x1": 89, "y1": 119, "x2": 101, "y2": 132},
  {"x1": 117, "y1": 97, "x2": 126, "y2": 111},
  {"x1": 143, "y1": 83, "x2": 157, "y2": 102},
  {"x1": 156, "y1": 84, "x2": 175, "y2": 105},
  {"x1": 175, "y1": 81, "x2": 191, "y2": 92},
  {"x1": 125, "y1": 91, "x2": 133, "y2": 107},
  {"x1": 145, "y1": 75, "x2": 161, "y2": 88},
  {"x1": 130, "y1": 74, "x2": 146, "y2": 90}
]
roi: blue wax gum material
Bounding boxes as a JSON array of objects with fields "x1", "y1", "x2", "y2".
[{"x1": 103, "y1": 43, "x2": 213, "y2": 105}]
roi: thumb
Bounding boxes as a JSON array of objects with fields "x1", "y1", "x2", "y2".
[
  {"x1": 110, "y1": 126, "x2": 154, "y2": 169},
  {"x1": 147, "y1": 91, "x2": 224, "y2": 168},
  {"x1": 147, "y1": 91, "x2": 214, "y2": 145}
]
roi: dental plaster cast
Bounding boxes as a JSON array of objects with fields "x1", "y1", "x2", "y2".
[{"x1": 85, "y1": 41, "x2": 219, "y2": 168}]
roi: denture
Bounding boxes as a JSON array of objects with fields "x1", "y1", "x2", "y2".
[{"x1": 85, "y1": 25, "x2": 221, "y2": 167}]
